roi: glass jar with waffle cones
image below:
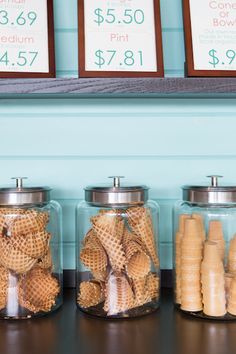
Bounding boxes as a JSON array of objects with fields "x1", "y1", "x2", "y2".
[
  {"x1": 173, "y1": 175, "x2": 236, "y2": 320},
  {"x1": 0, "y1": 178, "x2": 62, "y2": 319},
  {"x1": 76, "y1": 177, "x2": 160, "y2": 318}
]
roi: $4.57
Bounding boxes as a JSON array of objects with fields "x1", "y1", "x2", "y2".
[
  {"x1": 0, "y1": 51, "x2": 38, "y2": 67},
  {"x1": 95, "y1": 50, "x2": 143, "y2": 68}
]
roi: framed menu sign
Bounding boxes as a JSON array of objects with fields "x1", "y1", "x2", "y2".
[
  {"x1": 0, "y1": 0, "x2": 55, "y2": 78},
  {"x1": 78, "y1": 0, "x2": 164, "y2": 77},
  {"x1": 183, "y1": 0, "x2": 236, "y2": 77}
]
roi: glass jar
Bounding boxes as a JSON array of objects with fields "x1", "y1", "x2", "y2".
[
  {"x1": 173, "y1": 175, "x2": 236, "y2": 320},
  {"x1": 0, "y1": 177, "x2": 62, "y2": 319},
  {"x1": 76, "y1": 176, "x2": 160, "y2": 318}
]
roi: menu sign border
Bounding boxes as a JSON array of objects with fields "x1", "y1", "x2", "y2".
[
  {"x1": 183, "y1": 0, "x2": 236, "y2": 77},
  {"x1": 0, "y1": 0, "x2": 55, "y2": 78},
  {"x1": 78, "y1": 0, "x2": 164, "y2": 78}
]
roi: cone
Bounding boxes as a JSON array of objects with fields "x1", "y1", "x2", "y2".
[
  {"x1": 9, "y1": 210, "x2": 49, "y2": 236},
  {"x1": 80, "y1": 245, "x2": 108, "y2": 272},
  {"x1": 92, "y1": 214, "x2": 126, "y2": 272},
  {"x1": 192, "y1": 213, "x2": 206, "y2": 241},
  {"x1": 0, "y1": 235, "x2": 36, "y2": 274},
  {"x1": 91, "y1": 268, "x2": 108, "y2": 282},
  {"x1": 0, "y1": 266, "x2": 8, "y2": 311},
  {"x1": 127, "y1": 208, "x2": 159, "y2": 268},
  {"x1": 208, "y1": 220, "x2": 225, "y2": 261},
  {"x1": 228, "y1": 235, "x2": 236, "y2": 274},
  {"x1": 146, "y1": 272, "x2": 160, "y2": 300},
  {"x1": 132, "y1": 277, "x2": 151, "y2": 307},
  {"x1": 183, "y1": 218, "x2": 202, "y2": 240},
  {"x1": 126, "y1": 207, "x2": 145, "y2": 227},
  {"x1": 18, "y1": 268, "x2": 60, "y2": 313},
  {"x1": 227, "y1": 278, "x2": 236, "y2": 315},
  {"x1": 104, "y1": 272, "x2": 135, "y2": 315},
  {"x1": 0, "y1": 208, "x2": 26, "y2": 215},
  {"x1": 77, "y1": 280, "x2": 105, "y2": 308},
  {"x1": 0, "y1": 215, "x2": 6, "y2": 235},
  {"x1": 11, "y1": 231, "x2": 51, "y2": 259},
  {"x1": 126, "y1": 251, "x2": 150, "y2": 280},
  {"x1": 37, "y1": 250, "x2": 53, "y2": 270}
]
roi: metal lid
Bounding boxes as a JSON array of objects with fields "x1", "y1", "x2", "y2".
[
  {"x1": 85, "y1": 176, "x2": 149, "y2": 206},
  {"x1": 0, "y1": 177, "x2": 51, "y2": 206},
  {"x1": 182, "y1": 175, "x2": 236, "y2": 204}
]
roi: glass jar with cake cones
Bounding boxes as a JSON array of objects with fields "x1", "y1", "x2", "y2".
[
  {"x1": 0, "y1": 177, "x2": 62, "y2": 319},
  {"x1": 173, "y1": 175, "x2": 236, "y2": 320},
  {"x1": 76, "y1": 176, "x2": 160, "y2": 318}
]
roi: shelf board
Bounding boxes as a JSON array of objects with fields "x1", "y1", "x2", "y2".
[{"x1": 1, "y1": 77, "x2": 236, "y2": 98}]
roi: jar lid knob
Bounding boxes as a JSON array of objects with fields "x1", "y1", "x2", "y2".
[
  {"x1": 11, "y1": 177, "x2": 28, "y2": 189},
  {"x1": 108, "y1": 176, "x2": 125, "y2": 188},
  {"x1": 207, "y1": 175, "x2": 223, "y2": 187}
]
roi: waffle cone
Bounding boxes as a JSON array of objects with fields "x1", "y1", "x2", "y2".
[
  {"x1": 93, "y1": 214, "x2": 126, "y2": 271},
  {"x1": 146, "y1": 272, "x2": 160, "y2": 300},
  {"x1": 128, "y1": 209, "x2": 159, "y2": 268},
  {"x1": 9, "y1": 210, "x2": 49, "y2": 236},
  {"x1": 18, "y1": 268, "x2": 60, "y2": 313},
  {"x1": 208, "y1": 220, "x2": 225, "y2": 260},
  {"x1": 104, "y1": 272, "x2": 135, "y2": 315},
  {"x1": 0, "y1": 215, "x2": 6, "y2": 235},
  {"x1": 126, "y1": 207, "x2": 145, "y2": 227},
  {"x1": 132, "y1": 277, "x2": 151, "y2": 307},
  {"x1": 0, "y1": 235, "x2": 36, "y2": 274},
  {"x1": 91, "y1": 268, "x2": 108, "y2": 282},
  {"x1": 37, "y1": 250, "x2": 53, "y2": 270},
  {"x1": 192, "y1": 213, "x2": 206, "y2": 241},
  {"x1": 126, "y1": 251, "x2": 150, "y2": 279},
  {"x1": 80, "y1": 246, "x2": 107, "y2": 272},
  {"x1": 0, "y1": 266, "x2": 8, "y2": 310},
  {"x1": 10, "y1": 231, "x2": 50, "y2": 259},
  {"x1": 77, "y1": 280, "x2": 105, "y2": 308}
]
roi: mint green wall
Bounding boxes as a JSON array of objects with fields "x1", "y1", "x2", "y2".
[{"x1": 0, "y1": 1, "x2": 235, "y2": 270}]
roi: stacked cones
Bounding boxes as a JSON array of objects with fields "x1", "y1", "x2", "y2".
[
  {"x1": 201, "y1": 241, "x2": 226, "y2": 317},
  {"x1": 78, "y1": 207, "x2": 160, "y2": 316},
  {"x1": 180, "y1": 218, "x2": 203, "y2": 312},
  {"x1": 228, "y1": 235, "x2": 236, "y2": 274},
  {"x1": 227, "y1": 278, "x2": 236, "y2": 315},
  {"x1": 0, "y1": 266, "x2": 8, "y2": 310},
  {"x1": 208, "y1": 221, "x2": 225, "y2": 261},
  {"x1": 0, "y1": 207, "x2": 60, "y2": 315},
  {"x1": 175, "y1": 214, "x2": 189, "y2": 304},
  {"x1": 18, "y1": 268, "x2": 60, "y2": 313}
]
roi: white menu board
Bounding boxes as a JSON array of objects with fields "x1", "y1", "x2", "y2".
[
  {"x1": 188, "y1": 0, "x2": 236, "y2": 73},
  {"x1": 79, "y1": 0, "x2": 164, "y2": 77},
  {"x1": 0, "y1": 0, "x2": 54, "y2": 77}
]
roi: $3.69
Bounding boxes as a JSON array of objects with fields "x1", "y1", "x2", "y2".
[
  {"x1": 0, "y1": 10, "x2": 37, "y2": 26},
  {"x1": 209, "y1": 49, "x2": 236, "y2": 68},
  {"x1": 0, "y1": 51, "x2": 38, "y2": 67},
  {"x1": 95, "y1": 50, "x2": 143, "y2": 68}
]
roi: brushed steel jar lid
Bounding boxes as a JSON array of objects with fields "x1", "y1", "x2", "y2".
[
  {"x1": 0, "y1": 177, "x2": 51, "y2": 206},
  {"x1": 85, "y1": 176, "x2": 149, "y2": 206},
  {"x1": 182, "y1": 175, "x2": 236, "y2": 204}
]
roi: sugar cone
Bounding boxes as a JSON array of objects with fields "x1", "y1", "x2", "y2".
[
  {"x1": 92, "y1": 214, "x2": 126, "y2": 272},
  {"x1": 192, "y1": 213, "x2": 206, "y2": 241},
  {"x1": 228, "y1": 235, "x2": 236, "y2": 274},
  {"x1": 77, "y1": 280, "x2": 105, "y2": 308},
  {"x1": 18, "y1": 268, "x2": 60, "y2": 313},
  {"x1": 127, "y1": 208, "x2": 159, "y2": 268},
  {"x1": 132, "y1": 277, "x2": 151, "y2": 307},
  {"x1": 0, "y1": 235, "x2": 36, "y2": 274},
  {"x1": 37, "y1": 250, "x2": 53, "y2": 270},
  {"x1": 208, "y1": 220, "x2": 225, "y2": 261},
  {"x1": 146, "y1": 272, "x2": 160, "y2": 300},
  {"x1": 104, "y1": 272, "x2": 135, "y2": 315},
  {"x1": 9, "y1": 210, "x2": 49, "y2": 237},
  {"x1": 126, "y1": 251, "x2": 150, "y2": 279},
  {"x1": 11, "y1": 231, "x2": 51, "y2": 259}
]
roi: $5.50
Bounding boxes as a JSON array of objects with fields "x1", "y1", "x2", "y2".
[{"x1": 95, "y1": 50, "x2": 143, "y2": 68}]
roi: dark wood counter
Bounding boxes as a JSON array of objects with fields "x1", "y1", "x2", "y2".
[{"x1": 0, "y1": 288, "x2": 235, "y2": 354}]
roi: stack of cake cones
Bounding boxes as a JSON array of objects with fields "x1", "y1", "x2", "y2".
[
  {"x1": 228, "y1": 235, "x2": 236, "y2": 274},
  {"x1": 92, "y1": 213, "x2": 126, "y2": 271},
  {"x1": 180, "y1": 218, "x2": 203, "y2": 312},
  {"x1": 127, "y1": 207, "x2": 159, "y2": 268},
  {"x1": 18, "y1": 268, "x2": 60, "y2": 313},
  {"x1": 77, "y1": 280, "x2": 105, "y2": 308},
  {"x1": 225, "y1": 273, "x2": 234, "y2": 302},
  {"x1": 201, "y1": 241, "x2": 226, "y2": 317},
  {"x1": 227, "y1": 278, "x2": 236, "y2": 315},
  {"x1": 208, "y1": 220, "x2": 225, "y2": 261},
  {"x1": 104, "y1": 272, "x2": 135, "y2": 316},
  {"x1": 175, "y1": 214, "x2": 189, "y2": 304},
  {"x1": 192, "y1": 214, "x2": 206, "y2": 242}
]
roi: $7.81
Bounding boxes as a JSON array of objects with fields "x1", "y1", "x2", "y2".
[
  {"x1": 209, "y1": 49, "x2": 236, "y2": 68},
  {"x1": 0, "y1": 51, "x2": 38, "y2": 67},
  {"x1": 95, "y1": 50, "x2": 143, "y2": 68}
]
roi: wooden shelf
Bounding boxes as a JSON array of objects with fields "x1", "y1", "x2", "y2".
[{"x1": 1, "y1": 77, "x2": 236, "y2": 98}]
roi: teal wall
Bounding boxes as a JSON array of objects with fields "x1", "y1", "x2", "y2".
[{"x1": 1, "y1": 1, "x2": 235, "y2": 270}]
